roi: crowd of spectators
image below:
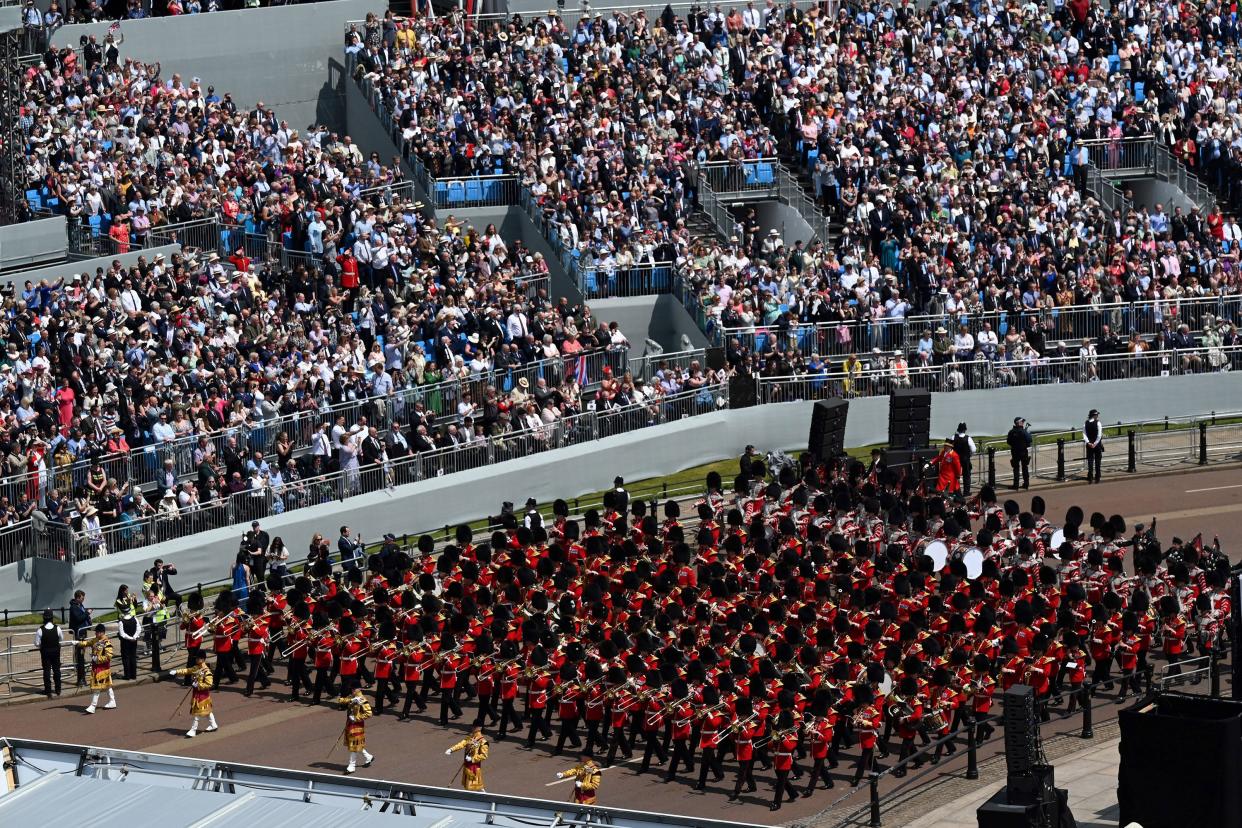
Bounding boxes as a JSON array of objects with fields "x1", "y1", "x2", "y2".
[
  {"x1": 10, "y1": 30, "x2": 657, "y2": 553},
  {"x1": 347, "y1": 3, "x2": 1242, "y2": 377}
]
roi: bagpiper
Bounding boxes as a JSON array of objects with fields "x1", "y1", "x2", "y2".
[
  {"x1": 446, "y1": 725, "x2": 490, "y2": 792},
  {"x1": 557, "y1": 752, "x2": 603, "y2": 805},
  {"x1": 168, "y1": 653, "x2": 218, "y2": 737},
  {"x1": 77, "y1": 623, "x2": 116, "y2": 713},
  {"x1": 337, "y1": 685, "x2": 375, "y2": 774}
]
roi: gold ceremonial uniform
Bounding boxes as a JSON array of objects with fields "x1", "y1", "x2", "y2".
[
  {"x1": 448, "y1": 735, "x2": 489, "y2": 791},
  {"x1": 338, "y1": 694, "x2": 373, "y2": 752},
  {"x1": 171, "y1": 664, "x2": 214, "y2": 716},
  {"x1": 78, "y1": 637, "x2": 114, "y2": 691},
  {"x1": 561, "y1": 760, "x2": 603, "y2": 804}
]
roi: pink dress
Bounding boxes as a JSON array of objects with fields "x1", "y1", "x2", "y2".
[{"x1": 56, "y1": 387, "x2": 75, "y2": 428}]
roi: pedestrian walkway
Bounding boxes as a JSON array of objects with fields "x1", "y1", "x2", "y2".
[{"x1": 901, "y1": 738, "x2": 1120, "y2": 828}]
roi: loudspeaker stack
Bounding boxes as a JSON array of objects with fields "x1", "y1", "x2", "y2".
[
  {"x1": 808, "y1": 399, "x2": 848, "y2": 460},
  {"x1": 888, "y1": 388, "x2": 931, "y2": 449}
]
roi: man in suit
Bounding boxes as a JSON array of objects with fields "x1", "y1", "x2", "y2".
[
  {"x1": 360, "y1": 426, "x2": 384, "y2": 466},
  {"x1": 338, "y1": 526, "x2": 362, "y2": 573}
]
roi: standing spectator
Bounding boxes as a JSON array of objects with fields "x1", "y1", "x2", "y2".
[
  {"x1": 1084, "y1": 409, "x2": 1104, "y2": 484},
  {"x1": 339, "y1": 525, "x2": 362, "y2": 573},
  {"x1": 951, "y1": 423, "x2": 977, "y2": 495},
  {"x1": 69, "y1": 590, "x2": 91, "y2": 687},
  {"x1": 266, "y1": 536, "x2": 290, "y2": 583},
  {"x1": 33, "y1": 608, "x2": 63, "y2": 698},
  {"x1": 1006, "y1": 417, "x2": 1032, "y2": 491},
  {"x1": 117, "y1": 603, "x2": 140, "y2": 680},
  {"x1": 231, "y1": 549, "x2": 251, "y2": 600},
  {"x1": 246, "y1": 521, "x2": 270, "y2": 581},
  {"x1": 142, "y1": 589, "x2": 169, "y2": 673}
]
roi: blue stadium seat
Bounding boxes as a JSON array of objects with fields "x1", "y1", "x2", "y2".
[
  {"x1": 755, "y1": 162, "x2": 775, "y2": 185},
  {"x1": 744, "y1": 163, "x2": 759, "y2": 186},
  {"x1": 25, "y1": 189, "x2": 41, "y2": 211},
  {"x1": 1134, "y1": 81, "x2": 1145, "y2": 102},
  {"x1": 445, "y1": 181, "x2": 465, "y2": 204},
  {"x1": 88, "y1": 215, "x2": 102, "y2": 237},
  {"x1": 650, "y1": 267, "x2": 671, "y2": 291},
  {"x1": 806, "y1": 149, "x2": 819, "y2": 168},
  {"x1": 465, "y1": 180, "x2": 483, "y2": 202}
]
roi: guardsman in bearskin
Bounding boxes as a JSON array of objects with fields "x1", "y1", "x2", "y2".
[
  {"x1": 337, "y1": 685, "x2": 375, "y2": 774},
  {"x1": 179, "y1": 591, "x2": 208, "y2": 685},
  {"x1": 447, "y1": 725, "x2": 490, "y2": 791},
  {"x1": 168, "y1": 652, "x2": 218, "y2": 737},
  {"x1": 78, "y1": 623, "x2": 116, "y2": 713},
  {"x1": 557, "y1": 752, "x2": 603, "y2": 804}
]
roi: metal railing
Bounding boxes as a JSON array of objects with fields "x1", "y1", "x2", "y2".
[
  {"x1": 20, "y1": 384, "x2": 726, "y2": 565},
  {"x1": 712, "y1": 295, "x2": 1241, "y2": 355},
  {"x1": 1153, "y1": 141, "x2": 1217, "y2": 210},
  {"x1": 1078, "y1": 135, "x2": 1156, "y2": 174},
  {"x1": 755, "y1": 346, "x2": 1242, "y2": 404},
  {"x1": 574, "y1": 260, "x2": 676, "y2": 300},
  {"x1": 428, "y1": 175, "x2": 520, "y2": 209},
  {"x1": 698, "y1": 158, "x2": 781, "y2": 195}
]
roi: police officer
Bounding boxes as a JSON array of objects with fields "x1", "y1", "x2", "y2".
[
  {"x1": 1006, "y1": 416, "x2": 1032, "y2": 490},
  {"x1": 68, "y1": 590, "x2": 92, "y2": 687},
  {"x1": 33, "y1": 609, "x2": 63, "y2": 698},
  {"x1": 1084, "y1": 409, "x2": 1104, "y2": 483}
]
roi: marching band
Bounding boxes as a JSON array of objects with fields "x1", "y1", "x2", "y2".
[{"x1": 126, "y1": 458, "x2": 1227, "y2": 810}]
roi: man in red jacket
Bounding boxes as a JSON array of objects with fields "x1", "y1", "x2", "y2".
[{"x1": 931, "y1": 438, "x2": 963, "y2": 495}]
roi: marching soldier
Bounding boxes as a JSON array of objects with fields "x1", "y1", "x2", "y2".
[
  {"x1": 243, "y1": 595, "x2": 272, "y2": 696},
  {"x1": 446, "y1": 725, "x2": 490, "y2": 792},
  {"x1": 179, "y1": 592, "x2": 207, "y2": 686},
  {"x1": 769, "y1": 710, "x2": 800, "y2": 811},
  {"x1": 77, "y1": 623, "x2": 116, "y2": 714},
  {"x1": 728, "y1": 697, "x2": 762, "y2": 801},
  {"x1": 168, "y1": 653, "x2": 218, "y2": 737},
  {"x1": 337, "y1": 685, "x2": 375, "y2": 774},
  {"x1": 557, "y1": 752, "x2": 603, "y2": 805}
]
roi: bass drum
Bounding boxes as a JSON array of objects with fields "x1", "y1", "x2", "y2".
[
  {"x1": 962, "y1": 547, "x2": 985, "y2": 579},
  {"x1": 1048, "y1": 529, "x2": 1065, "y2": 558},
  {"x1": 924, "y1": 539, "x2": 949, "y2": 572}
]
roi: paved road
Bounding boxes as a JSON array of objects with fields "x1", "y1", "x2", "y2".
[{"x1": 1, "y1": 466, "x2": 1238, "y2": 827}]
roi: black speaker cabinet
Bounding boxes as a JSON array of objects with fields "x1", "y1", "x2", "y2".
[
  {"x1": 729, "y1": 375, "x2": 757, "y2": 409},
  {"x1": 889, "y1": 388, "x2": 931, "y2": 410},
  {"x1": 1118, "y1": 692, "x2": 1242, "y2": 828},
  {"x1": 808, "y1": 399, "x2": 848, "y2": 460}
]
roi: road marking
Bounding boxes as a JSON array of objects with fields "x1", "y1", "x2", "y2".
[
  {"x1": 1185, "y1": 483, "x2": 1242, "y2": 493},
  {"x1": 1148, "y1": 502, "x2": 1242, "y2": 522}
]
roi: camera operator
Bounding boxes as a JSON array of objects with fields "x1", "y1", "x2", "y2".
[{"x1": 144, "y1": 559, "x2": 181, "y2": 608}]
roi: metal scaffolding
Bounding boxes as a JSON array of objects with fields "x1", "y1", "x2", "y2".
[{"x1": 0, "y1": 25, "x2": 23, "y2": 225}]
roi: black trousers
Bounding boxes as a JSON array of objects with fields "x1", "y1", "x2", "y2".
[
  {"x1": 473, "y1": 690, "x2": 498, "y2": 726},
  {"x1": 803, "y1": 756, "x2": 834, "y2": 793},
  {"x1": 312, "y1": 666, "x2": 334, "y2": 703},
  {"x1": 496, "y1": 696, "x2": 521, "y2": 734},
  {"x1": 771, "y1": 768, "x2": 798, "y2": 808},
  {"x1": 696, "y1": 746, "x2": 725, "y2": 787},
  {"x1": 374, "y1": 678, "x2": 400, "y2": 714},
  {"x1": 40, "y1": 651, "x2": 61, "y2": 696},
  {"x1": 665, "y1": 738, "x2": 694, "y2": 780},
  {"x1": 554, "y1": 716, "x2": 583, "y2": 755},
  {"x1": 731, "y1": 758, "x2": 756, "y2": 797},
  {"x1": 339, "y1": 673, "x2": 361, "y2": 697},
  {"x1": 525, "y1": 706, "x2": 552, "y2": 744},
  {"x1": 401, "y1": 678, "x2": 428, "y2": 717},
  {"x1": 74, "y1": 634, "x2": 87, "y2": 685},
  {"x1": 439, "y1": 685, "x2": 463, "y2": 724},
  {"x1": 584, "y1": 718, "x2": 607, "y2": 757},
  {"x1": 605, "y1": 723, "x2": 632, "y2": 765},
  {"x1": 146, "y1": 629, "x2": 164, "y2": 672},
  {"x1": 287, "y1": 658, "x2": 310, "y2": 699},
  {"x1": 214, "y1": 651, "x2": 239, "y2": 687},
  {"x1": 1086, "y1": 445, "x2": 1103, "y2": 482},
  {"x1": 120, "y1": 638, "x2": 138, "y2": 680},
  {"x1": 245, "y1": 653, "x2": 271, "y2": 694},
  {"x1": 638, "y1": 729, "x2": 667, "y2": 772},
  {"x1": 1011, "y1": 454, "x2": 1030, "y2": 488}
]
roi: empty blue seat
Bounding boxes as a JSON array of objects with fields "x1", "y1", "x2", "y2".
[
  {"x1": 1134, "y1": 81, "x2": 1145, "y2": 102},
  {"x1": 444, "y1": 181, "x2": 465, "y2": 204},
  {"x1": 743, "y1": 163, "x2": 759, "y2": 186},
  {"x1": 806, "y1": 149, "x2": 819, "y2": 168},
  {"x1": 650, "y1": 267, "x2": 671, "y2": 290},
  {"x1": 465, "y1": 180, "x2": 483, "y2": 202},
  {"x1": 88, "y1": 215, "x2": 102, "y2": 237},
  {"x1": 25, "y1": 189, "x2": 40, "y2": 211},
  {"x1": 755, "y1": 162, "x2": 775, "y2": 185}
]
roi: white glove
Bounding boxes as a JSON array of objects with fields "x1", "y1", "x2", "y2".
[
  {"x1": 575, "y1": 781, "x2": 582, "y2": 788},
  {"x1": 167, "y1": 671, "x2": 175, "y2": 677},
  {"x1": 444, "y1": 748, "x2": 452, "y2": 755},
  {"x1": 556, "y1": 772, "x2": 564, "y2": 779}
]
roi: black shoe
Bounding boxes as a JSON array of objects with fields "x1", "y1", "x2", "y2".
[
  {"x1": 693, "y1": 783, "x2": 705, "y2": 791},
  {"x1": 770, "y1": 803, "x2": 781, "y2": 812},
  {"x1": 727, "y1": 793, "x2": 739, "y2": 802},
  {"x1": 747, "y1": 783, "x2": 757, "y2": 793}
]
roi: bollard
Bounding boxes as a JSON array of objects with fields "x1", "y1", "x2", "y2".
[
  {"x1": 1200, "y1": 421, "x2": 1209, "y2": 465},
  {"x1": 2, "y1": 609, "x2": 6, "y2": 627},
  {"x1": 1212, "y1": 651, "x2": 1221, "y2": 697},
  {"x1": 1056, "y1": 439, "x2": 1066, "y2": 481},
  {"x1": 986, "y1": 447, "x2": 996, "y2": 488},
  {"x1": 966, "y1": 719, "x2": 979, "y2": 780},
  {"x1": 1128, "y1": 430, "x2": 1137, "y2": 473},
  {"x1": 662, "y1": 482, "x2": 668, "y2": 498},
  {"x1": 1081, "y1": 686, "x2": 1094, "y2": 739},
  {"x1": 870, "y1": 774, "x2": 882, "y2": 827}
]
